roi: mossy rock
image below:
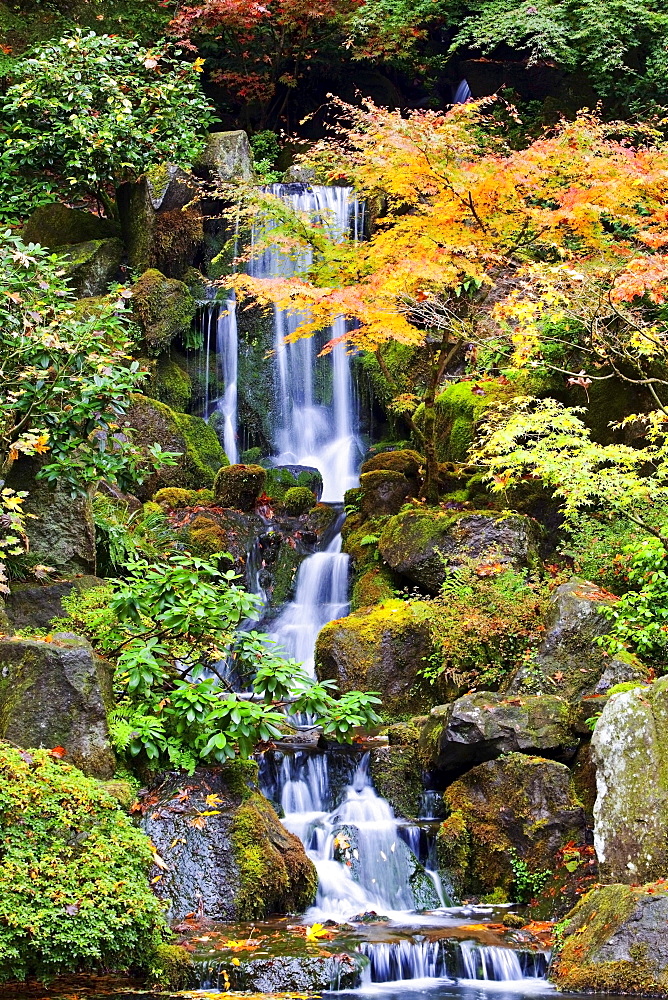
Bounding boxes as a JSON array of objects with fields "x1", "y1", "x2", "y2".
[
  {"x1": 214, "y1": 463, "x2": 266, "y2": 511},
  {"x1": 145, "y1": 356, "x2": 192, "y2": 413},
  {"x1": 146, "y1": 943, "x2": 195, "y2": 990},
  {"x1": 442, "y1": 753, "x2": 586, "y2": 898},
  {"x1": 22, "y1": 203, "x2": 120, "y2": 250},
  {"x1": 283, "y1": 486, "x2": 317, "y2": 515},
  {"x1": 56, "y1": 238, "x2": 124, "y2": 297},
  {"x1": 131, "y1": 268, "x2": 196, "y2": 353},
  {"x1": 125, "y1": 394, "x2": 227, "y2": 500},
  {"x1": 551, "y1": 882, "x2": 668, "y2": 994},
  {"x1": 351, "y1": 564, "x2": 398, "y2": 611},
  {"x1": 177, "y1": 507, "x2": 263, "y2": 580},
  {"x1": 361, "y1": 449, "x2": 424, "y2": 480},
  {"x1": 368, "y1": 745, "x2": 424, "y2": 819},
  {"x1": 359, "y1": 469, "x2": 413, "y2": 518},
  {"x1": 265, "y1": 465, "x2": 323, "y2": 503},
  {"x1": 379, "y1": 509, "x2": 541, "y2": 594},
  {"x1": 153, "y1": 487, "x2": 195, "y2": 510},
  {"x1": 141, "y1": 764, "x2": 316, "y2": 922},
  {"x1": 315, "y1": 599, "x2": 444, "y2": 715}
]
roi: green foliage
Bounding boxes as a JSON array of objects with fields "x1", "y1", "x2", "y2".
[
  {"x1": 599, "y1": 538, "x2": 668, "y2": 668},
  {"x1": 250, "y1": 130, "x2": 281, "y2": 182},
  {"x1": 53, "y1": 552, "x2": 382, "y2": 771},
  {"x1": 1, "y1": 30, "x2": 216, "y2": 215},
  {"x1": 0, "y1": 743, "x2": 166, "y2": 982},
  {"x1": 508, "y1": 848, "x2": 552, "y2": 904},
  {"x1": 93, "y1": 494, "x2": 176, "y2": 576},
  {"x1": 416, "y1": 567, "x2": 548, "y2": 691}
]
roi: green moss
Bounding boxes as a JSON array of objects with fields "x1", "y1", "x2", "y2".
[
  {"x1": 265, "y1": 466, "x2": 323, "y2": 503},
  {"x1": 131, "y1": 269, "x2": 196, "y2": 354},
  {"x1": 361, "y1": 449, "x2": 424, "y2": 478},
  {"x1": 283, "y1": 486, "x2": 316, "y2": 515},
  {"x1": 368, "y1": 746, "x2": 423, "y2": 819},
  {"x1": 153, "y1": 207, "x2": 204, "y2": 277},
  {"x1": 174, "y1": 410, "x2": 228, "y2": 483},
  {"x1": 22, "y1": 204, "x2": 120, "y2": 250},
  {"x1": 0, "y1": 743, "x2": 167, "y2": 982},
  {"x1": 147, "y1": 357, "x2": 192, "y2": 413},
  {"x1": 214, "y1": 463, "x2": 266, "y2": 510},
  {"x1": 231, "y1": 792, "x2": 317, "y2": 919},
  {"x1": 351, "y1": 565, "x2": 398, "y2": 610},
  {"x1": 271, "y1": 543, "x2": 304, "y2": 606},
  {"x1": 147, "y1": 943, "x2": 195, "y2": 990},
  {"x1": 436, "y1": 810, "x2": 471, "y2": 898},
  {"x1": 153, "y1": 488, "x2": 194, "y2": 510}
]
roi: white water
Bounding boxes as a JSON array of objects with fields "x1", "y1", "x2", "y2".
[
  {"x1": 250, "y1": 184, "x2": 363, "y2": 502},
  {"x1": 214, "y1": 296, "x2": 239, "y2": 465}
]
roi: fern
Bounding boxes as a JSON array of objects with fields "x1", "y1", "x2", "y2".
[{"x1": 439, "y1": 565, "x2": 475, "y2": 600}]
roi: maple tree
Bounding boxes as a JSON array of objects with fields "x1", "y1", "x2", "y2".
[{"x1": 232, "y1": 98, "x2": 668, "y2": 497}]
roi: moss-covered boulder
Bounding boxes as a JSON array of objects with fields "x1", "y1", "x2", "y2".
[
  {"x1": 431, "y1": 691, "x2": 578, "y2": 782},
  {"x1": 141, "y1": 764, "x2": 317, "y2": 922},
  {"x1": 0, "y1": 633, "x2": 115, "y2": 778},
  {"x1": 0, "y1": 743, "x2": 166, "y2": 983},
  {"x1": 265, "y1": 465, "x2": 323, "y2": 503},
  {"x1": 214, "y1": 463, "x2": 266, "y2": 511},
  {"x1": 351, "y1": 564, "x2": 398, "y2": 611},
  {"x1": 551, "y1": 882, "x2": 668, "y2": 994},
  {"x1": 22, "y1": 203, "x2": 120, "y2": 250},
  {"x1": 55, "y1": 238, "x2": 124, "y2": 297},
  {"x1": 6, "y1": 456, "x2": 96, "y2": 575},
  {"x1": 591, "y1": 678, "x2": 668, "y2": 884},
  {"x1": 361, "y1": 448, "x2": 423, "y2": 483},
  {"x1": 131, "y1": 269, "x2": 196, "y2": 353},
  {"x1": 508, "y1": 578, "x2": 649, "y2": 701},
  {"x1": 368, "y1": 744, "x2": 424, "y2": 819},
  {"x1": 146, "y1": 356, "x2": 193, "y2": 412},
  {"x1": 441, "y1": 754, "x2": 586, "y2": 898},
  {"x1": 379, "y1": 510, "x2": 541, "y2": 594},
  {"x1": 315, "y1": 599, "x2": 442, "y2": 715},
  {"x1": 125, "y1": 394, "x2": 227, "y2": 499},
  {"x1": 283, "y1": 486, "x2": 317, "y2": 515},
  {"x1": 360, "y1": 470, "x2": 413, "y2": 518},
  {"x1": 196, "y1": 130, "x2": 254, "y2": 182}
]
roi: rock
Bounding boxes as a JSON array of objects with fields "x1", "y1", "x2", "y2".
[
  {"x1": 591, "y1": 678, "x2": 668, "y2": 883},
  {"x1": 141, "y1": 763, "x2": 317, "y2": 922},
  {"x1": 6, "y1": 456, "x2": 96, "y2": 575},
  {"x1": 315, "y1": 600, "x2": 442, "y2": 715},
  {"x1": 125, "y1": 394, "x2": 227, "y2": 499},
  {"x1": 283, "y1": 165, "x2": 317, "y2": 184},
  {"x1": 360, "y1": 470, "x2": 413, "y2": 518},
  {"x1": 551, "y1": 882, "x2": 668, "y2": 994},
  {"x1": 431, "y1": 691, "x2": 578, "y2": 781},
  {"x1": 117, "y1": 164, "x2": 202, "y2": 276},
  {"x1": 361, "y1": 448, "x2": 424, "y2": 485},
  {"x1": 197, "y1": 130, "x2": 254, "y2": 182},
  {"x1": 22, "y1": 203, "x2": 120, "y2": 250},
  {"x1": 145, "y1": 356, "x2": 193, "y2": 413},
  {"x1": 441, "y1": 754, "x2": 586, "y2": 897},
  {"x1": 179, "y1": 508, "x2": 263, "y2": 582},
  {"x1": 55, "y1": 238, "x2": 124, "y2": 297},
  {"x1": 131, "y1": 269, "x2": 196, "y2": 353},
  {"x1": 265, "y1": 465, "x2": 324, "y2": 503},
  {"x1": 0, "y1": 633, "x2": 115, "y2": 777},
  {"x1": 508, "y1": 578, "x2": 649, "y2": 701},
  {"x1": 215, "y1": 953, "x2": 361, "y2": 992},
  {"x1": 368, "y1": 744, "x2": 424, "y2": 819},
  {"x1": 379, "y1": 510, "x2": 541, "y2": 594},
  {"x1": 3, "y1": 576, "x2": 105, "y2": 632},
  {"x1": 214, "y1": 463, "x2": 266, "y2": 511}
]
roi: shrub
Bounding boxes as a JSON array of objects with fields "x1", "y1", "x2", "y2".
[
  {"x1": 0, "y1": 743, "x2": 167, "y2": 982},
  {"x1": 283, "y1": 486, "x2": 317, "y2": 515}
]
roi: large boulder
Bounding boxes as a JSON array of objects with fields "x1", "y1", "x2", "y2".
[
  {"x1": 56, "y1": 238, "x2": 124, "y2": 297},
  {"x1": 0, "y1": 633, "x2": 115, "y2": 777},
  {"x1": 508, "y1": 578, "x2": 649, "y2": 701},
  {"x1": 141, "y1": 764, "x2": 317, "y2": 922},
  {"x1": 22, "y1": 203, "x2": 120, "y2": 250},
  {"x1": 315, "y1": 600, "x2": 442, "y2": 715},
  {"x1": 196, "y1": 130, "x2": 254, "y2": 182},
  {"x1": 214, "y1": 953, "x2": 361, "y2": 992},
  {"x1": 379, "y1": 510, "x2": 541, "y2": 594},
  {"x1": 551, "y1": 882, "x2": 668, "y2": 994},
  {"x1": 359, "y1": 470, "x2": 413, "y2": 518},
  {"x1": 591, "y1": 678, "x2": 668, "y2": 883},
  {"x1": 131, "y1": 269, "x2": 196, "y2": 353},
  {"x1": 117, "y1": 164, "x2": 203, "y2": 277},
  {"x1": 125, "y1": 394, "x2": 227, "y2": 499},
  {"x1": 3, "y1": 576, "x2": 104, "y2": 632},
  {"x1": 214, "y1": 463, "x2": 266, "y2": 511},
  {"x1": 440, "y1": 753, "x2": 586, "y2": 897},
  {"x1": 6, "y1": 457, "x2": 96, "y2": 575},
  {"x1": 430, "y1": 691, "x2": 578, "y2": 781}
]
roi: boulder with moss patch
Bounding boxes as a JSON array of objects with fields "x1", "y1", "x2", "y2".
[
  {"x1": 55, "y1": 238, "x2": 124, "y2": 297},
  {"x1": 142, "y1": 763, "x2": 316, "y2": 922},
  {"x1": 431, "y1": 691, "x2": 579, "y2": 782},
  {"x1": 178, "y1": 508, "x2": 263, "y2": 581},
  {"x1": 442, "y1": 754, "x2": 586, "y2": 897},
  {"x1": 379, "y1": 510, "x2": 541, "y2": 594},
  {"x1": 551, "y1": 882, "x2": 668, "y2": 994},
  {"x1": 283, "y1": 486, "x2": 317, "y2": 515},
  {"x1": 214, "y1": 464, "x2": 266, "y2": 511},
  {"x1": 591, "y1": 678, "x2": 668, "y2": 884},
  {"x1": 265, "y1": 465, "x2": 323, "y2": 503},
  {"x1": 360, "y1": 470, "x2": 414, "y2": 518},
  {"x1": 23, "y1": 203, "x2": 120, "y2": 250},
  {"x1": 0, "y1": 633, "x2": 115, "y2": 778},
  {"x1": 368, "y1": 744, "x2": 424, "y2": 819},
  {"x1": 131, "y1": 269, "x2": 196, "y2": 353},
  {"x1": 361, "y1": 448, "x2": 424, "y2": 487},
  {"x1": 3, "y1": 575, "x2": 104, "y2": 632},
  {"x1": 315, "y1": 600, "x2": 443, "y2": 715},
  {"x1": 145, "y1": 356, "x2": 193, "y2": 412},
  {"x1": 508, "y1": 578, "x2": 649, "y2": 701},
  {"x1": 125, "y1": 394, "x2": 227, "y2": 500},
  {"x1": 196, "y1": 130, "x2": 254, "y2": 182}
]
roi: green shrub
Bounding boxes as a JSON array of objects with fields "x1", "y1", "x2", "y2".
[
  {"x1": 0, "y1": 743, "x2": 167, "y2": 982},
  {"x1": 283, "y1": 486, "x2": 316, "y2": 515}
]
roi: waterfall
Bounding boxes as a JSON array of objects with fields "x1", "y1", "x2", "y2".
[
  {"x1": 358, "y1": 940, "x2": 549, "y2": 985},
  {"x1": 214, "y1": 296, "x2": 238, "y2": 465}
]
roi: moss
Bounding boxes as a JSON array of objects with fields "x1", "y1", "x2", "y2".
[
  {"x1": 551, "y1": 883, "x2": 668, "y2": 994},
  {"x1": 436, "y1": 810, "x2": 471, "y2": 898},
  {"x1": 214, "y1": 463, "x2": 266, "y2": 511},
  {"x1": 231, "y1": 792, "x2": 317, "y2": 919},
  {"x1": 147, "y1": 357, "x2": 192, "y2": 413},
  {"x1": 147, "y1": 943, "x2": 195, "y2": 990},
  {"x1": 265, "y1": 466, "x2": 323, "y2": 503},
  {"x1": 99, "y1": 779, "x2": 136, "y2": 809},
  {"x1": 22, "y1": 203, "x2": 120, "y2": 250},
  {"x1": 152, "y1": 206, "x2": 204, "y2": 277},
  {"x1": 361, "y1": 449, "x2": 424, "y2": 478},
  {"x1": 271, "y1": 543, "x2": 304, "y2": 606},
  {"x1": 153, "y1": 488, "x2": 194, "y2": 510},
  {"x1": 359, "y1": 469, "x2": 413, "y2": 518},
  {"x1": 131, "y1": 269, "x2": 196, "y2": 353},
  {"x1": 188, "y1": 522, "x2": 228, "y2": 557},
  {"x1": 368, "y1": 745, "x2": 423, "y2": 819},
  {"x1": 283, "y1": 486, "x2": 316, "y2": 515},
  {"x1": 351, "y1": 564, "x2": 398, "y2": 610}
]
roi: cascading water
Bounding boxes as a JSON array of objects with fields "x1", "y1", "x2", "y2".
[{"x1": 214, "y1": 296, "x2": 239, "y2": 465}]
